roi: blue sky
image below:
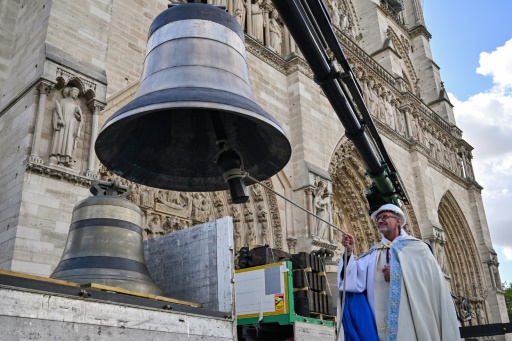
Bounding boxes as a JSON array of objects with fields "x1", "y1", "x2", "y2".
[{"x1": 422, "y1": 0, "x2": 512, "y2": 285}]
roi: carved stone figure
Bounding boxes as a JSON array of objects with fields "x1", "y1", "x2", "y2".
[
  {"x1": 368, "y1": 81, "x2": 379, "y2": 116},
  {"x1": 476, "y1": 302, "x2": 487, "y2": 325},
  {"x1": 231, "y1": 205, "x2": 242, "y2": 250},
  {"x1": 433, "y1": 240, "x2": 450, "y2": 275},
  {"x1": 49, "y1": 87, "x2": 82, "y2": 167},
  {"x1": 128, "y1": 183, "x2": 140, "y2": 205},
  {"x1": 375, "y1": 88, "x2": 387, "y2": 122},
  {"x1": 251, "y1": 184, "x2": 263, "y2": 201},
  {"x1": 233, "y1": 0, "x2": 246, "y2": 28},
  {"x1": 396, "y1": 109, "x2": 406, "y2": 135},
  {"x1": 140, "y1": 189, "x2": 152, "y2": 208},
  {"x1": 269, "y1": 10, "x2": 282, "y2": 54},
  {"x1": 192, "y1": 193, "x2": 210, "y2": 223},
  {"x1": 328, "y1": 0, "x2": 340, "y2": 27},
  {"x1": 488, "y1": 256, "x2": 502, "y2": 290},
  {"x1": 256, "y1": 203, "x2": 269, "y2": 245},
  {"x1": 244, "y1": 202, "x2": 255, "y2": 246},
  {"x1": 410, "y1": 117, "x2": 419, "y2": 140},
  {"x1": 314, "y1": 182, "x2": 330, "y2": 239},
  {"x1": 148, "y1": 214, "x2": 164, "y2": 236},
  {"x1": 213, "y1": 192, "x2": 224, "y2": 218},
  {"x1": 251, "y1": 0, "x2": 264, "y2": 42}
]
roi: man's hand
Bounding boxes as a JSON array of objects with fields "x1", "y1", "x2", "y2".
[
  {"x1": 382, "y1": 265, "x2": 390, "y2": 282},
  {"x1": 341, "y1": 234, "x2": 355, "y2": 255}
]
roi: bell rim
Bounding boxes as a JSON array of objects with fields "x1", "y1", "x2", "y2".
[{"x1": 95, "y1": 102, "x2": 292, "y2": 192}]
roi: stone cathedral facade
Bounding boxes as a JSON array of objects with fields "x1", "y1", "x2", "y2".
[{"x1": 0, "y1": 0, "x2": 509, "y2": 332}]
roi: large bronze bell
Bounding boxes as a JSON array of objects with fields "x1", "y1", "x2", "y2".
[
  {"x1": 95, "y1": 3, "x2": 291, "y2": 203},
  {"x1": 51, "y1": 180, "x2": 162, "y2": 295}
]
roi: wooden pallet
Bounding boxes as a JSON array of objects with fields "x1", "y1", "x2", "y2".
[
  {"x1": 0, "y1": 270, "x2": 202, "y2": 308},
  {"x1": 0, "y1": 269, "x2": 80, "y2": 287},
  {"x1": 81, "y1": 283, "x2": 202, "y2": 308},
  {"x1": 310, "y1": 312, "x2": 336, "y2": 322}
]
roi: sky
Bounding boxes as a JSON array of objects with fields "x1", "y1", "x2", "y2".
[{"x1": 422, "y1": 0, "x2": 512, "y2": 285}]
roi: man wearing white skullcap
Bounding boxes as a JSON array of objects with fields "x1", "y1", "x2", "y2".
[{"x1": 338, "y1": 203, "x2": 459, "y2": 341}]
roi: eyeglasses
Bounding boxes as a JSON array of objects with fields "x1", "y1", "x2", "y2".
[{"x1": 375, "y1": 214, "x2": 399, "y2": 222}]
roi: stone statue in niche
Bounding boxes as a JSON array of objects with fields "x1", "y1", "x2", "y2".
[
  {"x1": 233, "y1": 0, "x2": 246, "y2": 28},
  {"x1": 256, "y1": 203, "x2": 270, "y2": 245},
  {"x1": 396, "y1": 109, "x2": 406, "y2": 136},
  {"x1": 410, "y1": 117, "x2": 419, "y2": 141},
  {"x1": 231, "y1": 204, "x2": 242, "y2": 250},
  {"x1": 313, "y1": 181, "x2": 330, "y2": 239},
  {"x1": 340, "y1": 2, "x2": 350, "y2": 32},
  {"x1": 476, "y1": 302, "x2": 487, "y2": 325},
  {"x1": 147, "y1": 214, "x2": 164, "y2": 237},
  {"x1": 269, "y1": 10, "x2": 282, "y2": 54},
  {"x1": 251, "y1": 0, "x2": 264, "y2": 42},
  {"x1": 192, "y1": 193, "x2": 210, "y2": 223},
  {"x1": 128, "y1": 183, "x2": 141, "y2": 206},
  {"x1": 489, "y1": 256, "x2": 502, "y2": 290},
  {"x1": 328, "y1": 0, "x2": 340, "y2": 27},
  {"x1": 384, "y1": 92, "x2": 395, "y2": 129},
  {"x1": 49, "y1": 86, "x2": 83, "y2": 167},
  {"x1": 244, "y1": 202, "x2": 256, "y2": 246},
  {"x1": 376, "y1": 87, "x2": 387, "y2": 121},
  {"x1": 251, "y1": 184, "x2": 264, "y2": 202},
  {"x1": 433, "y1": 240, "x2": 450, "y2": 275},
  {"x1": 212, "y1": 192, "x2": 224, "y2": 218}
]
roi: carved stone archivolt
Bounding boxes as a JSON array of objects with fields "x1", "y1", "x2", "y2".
[
  {"x1": 326, "y1": 0, "x2": 361, "y2": 42},
  {"x1": 98, "y1": 167, "x2": 284, "y2": 251},
  {"x1": 329, "y1": 139, "x2": 421, "y2": 259},
  {"x1": 438, "y1": 191, "x2": 489, "y2": 325}
]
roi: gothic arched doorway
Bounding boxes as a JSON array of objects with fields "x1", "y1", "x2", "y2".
[{"x1": 329, "y1": 138, "x2": 421, "y2": 258}]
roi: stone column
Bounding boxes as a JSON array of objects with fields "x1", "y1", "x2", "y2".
[
  {"x1": 304, "y1": 187, "x2": 314, "y2": 237},
  {"x1": 246, "y1": 0, "x2": 252, "y2": 34},
  {"x1": 86, "y1": 101, "x2": 104, "y2": 178},
  {"x1": 29, "y1": 81, "x2": 54, "y2": 163},
  {"x1": 290, "y1": 32, "x2": 296, "y2": 54},
  {"x1": 283, "y1": 25, "x2": 290, "y2": 55},
  {"x1": 327, "y1": 193, "x2": 334, "y2": 243},
  {"x1": 402, "y1": 105, "x2": 414, "y2": 141},
  {"x1": 263, "y1": 3, "x2": 271, "y2": 47},
  {"x1": 286, "y1": 237, "x2": 297, "y2": 254}
]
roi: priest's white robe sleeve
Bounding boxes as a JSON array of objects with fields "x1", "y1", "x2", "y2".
[{"x1": 337, "y1": 254, "x2": 372, "y2": 292}]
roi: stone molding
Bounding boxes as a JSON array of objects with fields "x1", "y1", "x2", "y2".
[
  {"x1": 408, "y1": 24, "x2": 432, "y2": 40},
  {"x1": 25, "y1": 160, "x2": 93, "y2": 188}
]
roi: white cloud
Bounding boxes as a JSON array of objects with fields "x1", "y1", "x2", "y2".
[
  {"x1": 503, "y1": 247, "x2": 512, "y2": 261},
  {"x1": 451, "y1": 37, "x2": 512, "y2": 249},
  {"x1": 476, "y1": 38, "x2": 512, "y2": 89}
]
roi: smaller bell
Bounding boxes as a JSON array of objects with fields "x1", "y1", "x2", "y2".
[{"x1": 51, "y1": 180, "x2": 162, "y2": 295}]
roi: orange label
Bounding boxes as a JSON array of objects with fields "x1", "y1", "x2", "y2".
[{"x1": 275, "y1": 293, "x2": 284, "y2": 311}]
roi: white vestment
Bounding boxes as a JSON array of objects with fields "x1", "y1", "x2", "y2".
[{"x1": 338, "y1": 230, "x2": 460, "y2": 341}]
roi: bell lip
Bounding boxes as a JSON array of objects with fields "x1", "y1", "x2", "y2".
[
  {"x1": 149, "y1": 3, "x2": 244, "y2": 41},
  {"x1": 95, "y1": 90, "x2": 292, "y2": 192},
  {"x1": 96, "y1": 104, "x2": 292, "y2": 191}
]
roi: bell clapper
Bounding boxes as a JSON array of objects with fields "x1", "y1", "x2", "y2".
[{"x1": 211, "y1": 112, "x2": 249, "y2": 204}]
